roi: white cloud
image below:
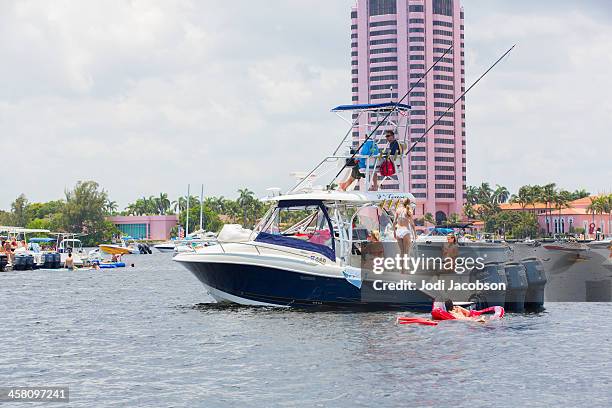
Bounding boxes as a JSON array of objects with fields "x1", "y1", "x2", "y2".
[{"x1": 0, "y1": 0, "x2": 610, "y2": 210}]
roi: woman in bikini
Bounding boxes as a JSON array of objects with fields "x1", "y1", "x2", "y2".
[{"x1": 394, "y1": 199, "x2": 416, "y2": 257}]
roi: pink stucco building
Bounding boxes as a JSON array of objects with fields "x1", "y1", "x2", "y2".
[
  {"x1": 499, "y1": 196, "x2": 611, "y2": 237},
  {"x1": 350, "y1": 0, "x2": 465, "y2": 223},
  {"x1": 106, "y1": 215, "x2": 178, "y2": 241}
]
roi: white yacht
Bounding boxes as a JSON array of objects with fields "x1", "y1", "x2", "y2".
[{"x1": 174, "y1": 102, "x2": 512, "y2": 309}]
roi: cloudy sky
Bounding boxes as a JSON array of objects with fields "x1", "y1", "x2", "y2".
[{"x1": 1, "y1": 0, "x2": 611, "y2": 210}]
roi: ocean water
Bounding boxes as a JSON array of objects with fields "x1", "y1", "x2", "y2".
[{"x1": 1, "y1": 252, "x2": 610, "y2": 407}]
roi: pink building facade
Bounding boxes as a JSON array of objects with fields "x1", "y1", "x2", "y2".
[
  {"x1": 350, "y1": 0, "x2": 466, "y2": 223},
  {"x1": 106, "y1": 215, "x2": 178, "y2": 241},
  {"x1": 498, "y1": 196, "x2": 612, "y2": 238}
]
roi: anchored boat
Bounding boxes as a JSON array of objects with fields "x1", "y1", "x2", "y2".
[{"x1": 174, "y1": 99, "x2": 514, "y2": 309}]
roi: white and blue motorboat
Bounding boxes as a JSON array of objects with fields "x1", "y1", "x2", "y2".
[{"x1": 174, "y1": 102, "x2": 512, "y2": 309}]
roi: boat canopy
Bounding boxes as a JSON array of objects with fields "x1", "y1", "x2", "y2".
[
  {"x1": 28, "y1": 237, "x2": 55, "y2": 243},
  {"x1": 331, "y1": 102, "x2": 411, "y2": 112},
  {"x1": 266, "y1": 190, "x2": 416, "y2": 205}
]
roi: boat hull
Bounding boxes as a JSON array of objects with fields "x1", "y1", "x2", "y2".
[
  {"x1": 176, "y1": 257, "x2": 433, "y2": 310},
  {"x1": 99, "y1": 245, "x2": 131, "y2": 255},
  {"x1": 154, "y1": 245, "x2": 176, "y2": 253}
]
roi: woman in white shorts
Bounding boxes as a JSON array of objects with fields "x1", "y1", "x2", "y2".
[{"x1": 394, "y1": 199, "x2": 416, "y2": 257}]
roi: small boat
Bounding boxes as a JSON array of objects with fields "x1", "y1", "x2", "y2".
[
  {"x1": 587, "y1": 237, "x2": 612, "y2": 249},
  {"x1": 99, "y1": 236, "x2": 144, "y2": 255},
  {"x1": 98, "y1": 244, "x2": 133, "y2": 255},
  {"x1": 543, "y1": 240, "x2": 589, "y2": 255},
  {"x1": 154, "y1": 241, "x2": 176, "y2": 253}
]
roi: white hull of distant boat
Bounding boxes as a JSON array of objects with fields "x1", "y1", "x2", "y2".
[{"x1": 154, "y1": 242, "x2": 176, "y2": 253}]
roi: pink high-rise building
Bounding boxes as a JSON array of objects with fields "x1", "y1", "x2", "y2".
[{"x1": 350, "y1": 0, "x2": 465, "y2": 224}]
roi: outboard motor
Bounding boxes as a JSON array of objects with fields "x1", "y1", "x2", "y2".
[
  {"x1": 469, "y1": 262, "x2": 507, "y2": 308},
  {"x1": 25, "y1": 254, "x2": 34, "y2": 270},
  {"x1": 52, "y1": 252, "x2": 61, "y2": 269},
  {"x1": 522, "y1": 257, "x2": 547, "y2": 311},
  {"x1": 0, "y1": 254, "x2": 8, "y2": 271},
  {"x1": 145, "y1": 244, "x2": 152, "y2": 254},
  {"x1": 43, "y1": 253, "x2": 53, "y2": 269},
  {"x1": 503, "y1": 262, "x2": 529, "y2": 312},
  {"x1": 14, "y1": 254, "x2": 27, "y2": 271}
]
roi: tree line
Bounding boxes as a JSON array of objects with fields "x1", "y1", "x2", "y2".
[
  {"x1": 461, "y1": 182, "x2": 611, "y2": 238},
  {"x1": 0, "y1": 182, "x2": 269, "y2": 244}
]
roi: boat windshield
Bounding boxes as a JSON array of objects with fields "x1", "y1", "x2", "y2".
[{"x1": 255, "y1": 201, "x2": 335, "y2": 260}]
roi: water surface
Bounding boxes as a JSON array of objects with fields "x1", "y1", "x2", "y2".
[{"x1": 1, "y1": 253, "x2": 610, "y2": 407}]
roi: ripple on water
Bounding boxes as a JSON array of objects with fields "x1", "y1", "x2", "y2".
[{"x1": 0, "y1": 253, "x2": 611, "y2": 407}]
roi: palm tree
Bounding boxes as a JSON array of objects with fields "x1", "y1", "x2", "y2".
[
  {"x1": 539, "y1": 183, "x2": 557, "y2": 236},
  {"x1": 446, "y1": 213, "x2": 462, "y2": 225},
  {"x1": 463, "y1": 203, "x2": 476, "y2": 220},
  {"x1": 553, "y1": 190, "x2": 572, "y2": 234},
  {"x1": 510, "y1": 185, "x2": 530, "y2": 210},
  {"x1": 571, "y1": 189, "x2": 590, "y2": 200},
  {"x1": 237, "y1": 188, "x2": 255, "y2": 227},
  {"x1": 423, "y1": 212, "x2": 435, "y2": 226},
  {"x1": 465, "y1": 186, "x2": 479, "y2": 205},
  {"x1": 493, "y1": 185, "x2": 510, "y2": 204},
  {"x1": 105, "y1": 200, "x2": 118, "y2": 215},
  {"x1": 156, "y1": 193, "x2": 171, "y2": 215}
]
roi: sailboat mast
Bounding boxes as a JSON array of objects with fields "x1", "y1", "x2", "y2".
[
  {"x1": 199, "y1": 184, "x2": 204, "y2": 231},
  {"x1": 186, "y1": 184, "x2": 190, "y2": 236}
]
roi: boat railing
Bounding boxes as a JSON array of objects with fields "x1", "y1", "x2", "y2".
[{"x1": 215, "y1": 240, "x2": 327, "y2": 263}]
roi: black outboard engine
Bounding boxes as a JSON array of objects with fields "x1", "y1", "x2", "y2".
[
  {"x1": 137, "y1": 243, "x2": 146, "y2": 254},
  {"x1": 52, "y1": 252, "x2": 61, "y2": 269},
  {"x1": 25, "y1": 254, "x2": 34, "y2": 270},
  {"x1": 0, "y1": 254, "x2": 7, "y2": 271},
  {"x1": 145, "y1": 244, "x2": 152, "y2": 254},
  {"x1": 14, "y1": 254, "x2": 26, "y2": 271},
  {"x1": 522, "y1": 257, "x2": 547, "y2": 311},
  {"x1": 43, "y1": 253, "x2": 53, "y2": 269},
  {"x1": 469, "y1": 262, "x2": 507, "y2": 308},
  {"x1": 503, "y1": 262, "x2": 529, "y2": 312}
]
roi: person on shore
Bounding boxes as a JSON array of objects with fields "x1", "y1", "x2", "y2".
[
  {"x1": 64, "y1": 253, "x2": 75, "y2": 270},
  {"x1": 394, "y1": 198, "x2": 416, "y2": 257}
]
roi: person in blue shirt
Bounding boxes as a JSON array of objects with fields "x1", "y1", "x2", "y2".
[{"x1": 339, "y1": 138, "x2": 379, "y2": 191}]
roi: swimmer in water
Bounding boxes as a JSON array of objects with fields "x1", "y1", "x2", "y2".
[{"x1": 445, "y1": 299, "x2": 485, "y2": 322}]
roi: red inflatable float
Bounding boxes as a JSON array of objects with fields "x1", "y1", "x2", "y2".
[
  {"x1": 397, "y1": 302, "x2": 504, "y2": 325},
  {"x1": 431, "y1": 301, "x2": 504, "y2": 321}
]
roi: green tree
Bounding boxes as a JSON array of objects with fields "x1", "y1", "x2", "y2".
[
  {"x1": 423, "y1": 212, "x2": 435, "y2": 225},
  {"x1": 237, "y1": 188, "x2": 255, "y2": 227},
  {"x1": 10, "y1": 194, "x2": 29, "y2": 227},
  {"x1": 62, "y1": 181, "x2": 114, "y2": 245}
]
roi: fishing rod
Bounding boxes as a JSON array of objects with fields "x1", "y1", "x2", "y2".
[
  {"x1": 405, "y1": 44, "x2": 516, "y2": 155},
  {"x1": 328, "y1": 44, "x2": 454, "y2": 186}
]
